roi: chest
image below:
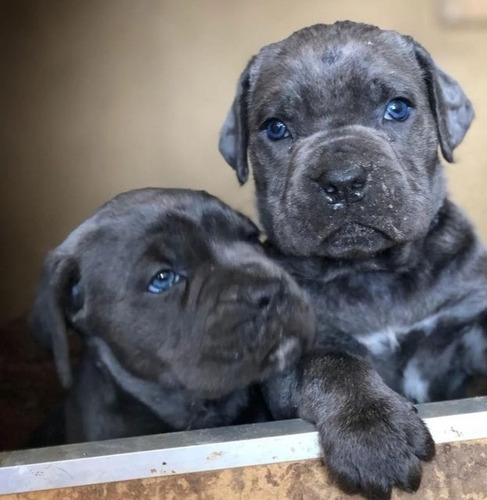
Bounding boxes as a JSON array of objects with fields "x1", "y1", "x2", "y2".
[{"x1": 305, "y1": 271, "x2": 436, "y2": 337}]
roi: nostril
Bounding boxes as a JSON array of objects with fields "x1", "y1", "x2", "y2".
[
  {"x1": 249, "y1": 283, "x2": 280, "y2": 310},
  {"x1": 351, "y1": 179, "x2": 365, "y2": 189},
  {"x1": 323, "y1": 184, "x2": 337, "y2": 195},
  {"x1": 347, "y1": 190, "x2": 365, "y2": 203},
  {"x1": 258, "y1": 296, "x2": 271, "y2": 309}
]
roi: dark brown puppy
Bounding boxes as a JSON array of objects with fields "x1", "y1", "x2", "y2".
[
  {"x1": 215, "y1": 20, "x2": 487, "y2": 499},
  {"x1": 30, "y1": 188, "x2": 314, "y2": 444}
]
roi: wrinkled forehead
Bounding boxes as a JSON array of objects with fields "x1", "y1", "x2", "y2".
[
  {"x1": 62, "y1": 193, "x2": 257, "y2": 266},
  {"x1": 249, "y1": 26, "x2": 423, "y2": 122}
]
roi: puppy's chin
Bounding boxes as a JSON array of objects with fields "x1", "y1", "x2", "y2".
[
  {"x1": 180, "y1": 337, "x2": 304, "y2": 398},
  {"x1": 264, "y1": 336, "x2": 302, "y2": 372},
  {"x1": 319, "y1": 224, "x2": 394, "y2": 260},
  {"x1": 271, "y1": 223, "x2": 395, "y2": 260}
]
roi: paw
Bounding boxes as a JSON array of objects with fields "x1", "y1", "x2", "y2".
[{"x1": 317, "y1": 393, "x2": 435, "y2": 500}]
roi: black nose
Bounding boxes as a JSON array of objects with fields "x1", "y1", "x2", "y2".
[{"x1": 318, "y1": 164, "x2": 367, "y2": 205}]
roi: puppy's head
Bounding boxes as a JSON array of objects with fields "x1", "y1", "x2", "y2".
[
  {"x1": 220, "y1": 21, "x2": 474, "y2": 259},
  {"x1": 30, "y1": 188, "x2": 314, "y2": 398}
]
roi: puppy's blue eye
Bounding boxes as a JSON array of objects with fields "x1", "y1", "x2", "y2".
[
  {"x1": 265, "y1": 119, "x2": 290, "y2": 140},
  {"x1": 148, "y1": 270, "x2": 180, "y2": 293},
  {"x1": 384, "y1": 99, "x2": 411, "y2": 122}
]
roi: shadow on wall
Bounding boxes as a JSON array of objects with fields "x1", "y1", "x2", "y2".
[{"x1": 1, "y1": 0, "x2": 487, "y2": 322}]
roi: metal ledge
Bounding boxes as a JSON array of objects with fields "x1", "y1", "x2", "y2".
[{"x1": 1, "y1": 396, "x2": 487, "y2": 495}]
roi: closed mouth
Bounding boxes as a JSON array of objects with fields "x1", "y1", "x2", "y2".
[
  {"x1": 327, "y1": 223, "x2": 388, "y2": 244},
  {"x1": 322, "y1": 222, "x2": 393, "y2": 257}
]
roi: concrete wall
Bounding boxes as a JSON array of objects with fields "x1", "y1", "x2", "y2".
[{"x1": 1, "y1": 0, "x2": 487, "y2": 320}]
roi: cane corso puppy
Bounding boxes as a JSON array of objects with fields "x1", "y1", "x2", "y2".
[
  {"x1": 30, "y1": 188, "x2": 314, "y2": 444},
  {"x1": 217, "y1": 20, "x2": 487, "y2": 499}
]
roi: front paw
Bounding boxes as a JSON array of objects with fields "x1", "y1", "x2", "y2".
[
  {"x1": 314, "y1": 393, "x2": 435, "y2": 500},
  {"x1": 298, "y1": 352, "x2": 435, "y2": 499}
]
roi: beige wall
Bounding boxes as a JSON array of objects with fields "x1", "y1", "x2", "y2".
[{"x1": 1, "y1": 0, "x2": 487, "y2": 321}]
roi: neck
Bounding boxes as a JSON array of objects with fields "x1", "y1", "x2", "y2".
[{"x1": 85, "y1": 336, "x2": 250, "y2": 430}]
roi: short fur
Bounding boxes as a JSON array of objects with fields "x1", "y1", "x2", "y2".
[
  {"x1": 217, "y1": 20, "x2": 487, "y2": 499},
  {"x1": 30, "y1": 188, "x2": 315, "y2": 443}
]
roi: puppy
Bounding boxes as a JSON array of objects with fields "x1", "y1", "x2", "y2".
[
  {"x1": 30, "y1": 188, "x2": 314, "y2": 444},
  {"x1": 216, "y1": 20, "x2": 487, "y2": 499}
]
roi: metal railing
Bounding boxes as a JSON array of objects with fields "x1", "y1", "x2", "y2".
[{"x1": 1, "y1": 396, "x2": 487, "y2": 495}]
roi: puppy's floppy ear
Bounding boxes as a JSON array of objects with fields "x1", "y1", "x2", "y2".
[
  {"x1": 219, "y1": 56, "x2": 256, "y2": 185},
  {"x1": 414, "y1": 42, "x2": 474, "y2": 163},
  {"x1": 29, "y1": 252, "x2": 82, "y2": 388}
]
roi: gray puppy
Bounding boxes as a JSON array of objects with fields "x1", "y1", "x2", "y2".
[
  {"x1": 30, "y1": 188, "x2": 314, "y2": 444},
  {"x1": 217, "y1": 20, "x2": 487, "y2": 499}
]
